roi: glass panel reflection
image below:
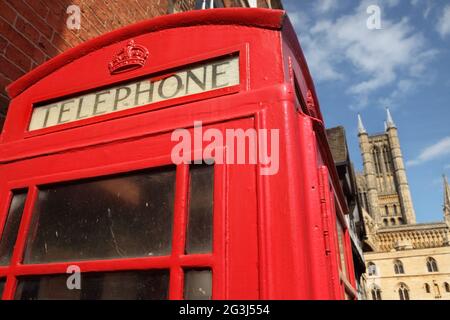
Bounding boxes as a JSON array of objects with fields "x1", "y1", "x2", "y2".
[
  {"x1": 15, "y1": 269, "x2": 169, "y2": 300},
  {"x1": 24, "y1": 167, "x2": 176, "y2": 264},
  {"x1": 0, "y1": 190, "x2": 28, "y2": 265},
  {"x1": 184, "y1": 269, "x2": 212, "y2": 300},
  {"x1": 186, "y1": 164, "x2": 214, "y2": 254}
]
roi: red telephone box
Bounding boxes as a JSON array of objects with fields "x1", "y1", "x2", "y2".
[{"x1": 0, "y1": 8, "x2": 356, "y2": 300}]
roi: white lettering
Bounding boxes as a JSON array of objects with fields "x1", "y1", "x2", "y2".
[{"x1": 29, "y1": 56, "x2": 240, "y2": 131}]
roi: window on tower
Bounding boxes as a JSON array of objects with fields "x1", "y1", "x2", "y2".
[
  {"x1": 426, "y1": 257, "x2": 438, "y2": 272},
  {"x1": 398, "y1": 283, "x2": 410, "y2": 300},
  {"x1": 372, "y1": 147, "x2": 382, "y2": 175},
  {"x1": 394, "y1": 260, "x2": 404, "y2": 274},
  {"x1": 383, "y1": 146, "x2": 391, "y2": 174},
  {"x1": 371, "y1": 285, "x2": 382, "y2": 300}
]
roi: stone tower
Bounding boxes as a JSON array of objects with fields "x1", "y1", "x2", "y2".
[
  {"x1": 357, "y1": 109, "x2": 416, "y2": 227},
  {"x1": 444, "y1": 175, "x2": 450, "y2": 225}
]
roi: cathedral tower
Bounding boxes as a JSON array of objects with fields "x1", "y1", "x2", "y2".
[
  {"x1": 357, "y1": 109, "x2": 416, "y2": 227},
  {"x1": 358, "y1": 114, "x2": 381, "y2": 225},
  {"x1": 444, "y1": 175, "x2": 450, "y2": 225}
]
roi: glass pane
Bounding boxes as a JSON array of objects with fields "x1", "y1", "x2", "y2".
[
  {"x1": 0, "y1": 190, "x2": 28, "y2": 265},
  {"x1": 24, "y1": 167, "x2": 176, "y2": 264},
  {"x1": 186, "y1": 164, "x2": 214, "y2": 254},
  {"x1": 184, "y1": 269, "x2": 212, "y2": 300},
  {"x1": 0, "y1": 279, "x2": 5, "y2": 298},
  {"x1": 15, "y1": 269, "x2": 169, "y2": 300}
]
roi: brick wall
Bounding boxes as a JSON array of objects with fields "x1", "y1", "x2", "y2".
[{"x1": 0, "y1": 0, "x2": 282, "y2": 129}]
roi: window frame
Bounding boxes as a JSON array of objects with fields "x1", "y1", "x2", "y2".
[
  {"x1": 0, "y1": 131, "x2": 229, "y2": 300},
  {"x1": 426, "y1": 257, "x2": 438, "y2": 273},
  {"x1": 398, "y1": 283, "x2": 410, "y2": 300},
  {"x1": 444, "y1": 282, "x2": 450, "y2": 293},
  {"x1": 394, "y1": 260, "x2": 404, "y2": 275},
  {"x1": 371, "y1": 285, "x2": 382, "y2": 300}
]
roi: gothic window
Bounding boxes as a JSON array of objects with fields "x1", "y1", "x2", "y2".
[
  {"x1": 398, "y1": 217, "x2": 403, "y2": 224},
  {"x1": 371, "y1": 285, "x2": 382, "y2": 300},
  {"x1": 367, "y1": 262, "x2": 377, "y2": 276},
  {"x1": 372, "y1": 148, "x2": 381, "y2": 175},
  {"x1": 425, "y1": 283, "x2": 431, "y2": 293},
  {"x1": 377, "y1": 148, "x2": 383, "y2": 174},
  {"x1": 394, "y1": 260, "x2": 404, "y2": 274},
  {"x1": 445, "y1": 282, "x2": 450, "y2": 293},
  {"x1": 390, "y1": 218, "x2": 396, "y2": 226},
  {"x1": 383, "y1": 219, "x2": 388, "y2": 226},
  {"x1": 426, "y1": 257, "x2": 438, "y2": 272},
  {"x1": 398, "y1": 283, "x2": 410, "y2": 300},
  {"x1": 393, "y1": 205, "x2": 398, "y2": 216},
  {"x1": 383, "y1": 147, "x2": 391, "y2": 174},
  {"x1": 384, "y1": 205, "x2": 389, "y2": 216}
]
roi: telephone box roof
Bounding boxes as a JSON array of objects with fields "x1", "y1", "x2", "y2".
[{"x1": 6, "y1": 8, "x2": 286, "y2": 99}]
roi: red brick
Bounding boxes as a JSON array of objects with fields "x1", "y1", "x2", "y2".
[
  {"x1": 0, "y1": 74, "x2": 11, "y2": 95},
  {"x1": 15, "y1": 15, "x2": 41, "y2": 44},
  {"x1": 1, "y1": 18, "x2": 47, "y2": 65},
  {"x1": 45, "y1": 4, "x2": 69, "y2": 31},
  {"x1": 24, "y1": 0, "x2": 50, "y2": 20},
  {"x1": 48, "y1": 0, "x2": 68, "y2": 15},
  {"x1": 104, "y1": 0, "x2": 131, "y2": 23},
  {"x1": 37, "y1": 34, "x2": 61, "y2": 58},
  {"x1": 0, "y1": 1, "x2": 17, "y2": 24},
  {"x1": 0, "y1": 35, "x2": 8, "y2": 54},
  {"x1": 54, "y1": 27, "x2": 83, "y2": 48},
  {"x1": 0, "y1": 56, "x2": 26, "y2": 81},
  {"x1": 5, "y1": 44, "x2": 33, "y2": 72},
  {"x1": 105, "y1": 0, "x2": 134, "y2": 26},
  {"x1": 6, "y1": 0, "x2": 54, "y2": 40},
  {"x1": 51, "y1": 31, "x2": 72, "y2": 52},
  {"x1": 86, "y1": 3, "x2": 108, "y2": 31}
]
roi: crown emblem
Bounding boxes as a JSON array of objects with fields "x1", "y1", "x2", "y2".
[{"x1": 108, "y1": 40, "x2": 149, "y2": 74}]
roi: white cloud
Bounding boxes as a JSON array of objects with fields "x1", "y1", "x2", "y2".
[
  {"x1": 437, "y1": 5, "x2": 450, "y2": 37},
  {"x1": 314, "y1": 0, "x2": 338, "y2": 13},
  {"x1": 407, "y1": 136, "x2": 450, "y2": 167},
  {"x1": 290, "y1": 0, "x2": 437, "y2": 108}
]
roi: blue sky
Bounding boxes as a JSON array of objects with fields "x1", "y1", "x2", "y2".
[{"x1": 283, "y1": 0, "x2": 450, "y2": 223}]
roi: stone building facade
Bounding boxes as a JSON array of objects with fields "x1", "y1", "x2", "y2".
[
  {"x1": 357, "y1": 109, "x2": 450, "y2": 300},
  {"x1": 0, "y1": 0, "x2": 282, "y2": 129}
]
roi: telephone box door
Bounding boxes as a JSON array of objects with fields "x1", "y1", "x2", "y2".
[{"x1": 0, "y1": 118, "x2": 259, "y2": 300}]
